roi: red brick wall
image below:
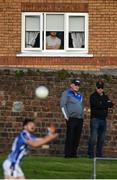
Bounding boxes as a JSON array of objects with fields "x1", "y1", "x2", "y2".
[
  {"x1": 89, "y1": 0, "x2": 117, "y2": 57},
  {"x1": 0, "y1": 0, "x2": 117, "y2": 69},
  {"x1": 0, "y1": 69, "x2": 117, "y2": 156}
]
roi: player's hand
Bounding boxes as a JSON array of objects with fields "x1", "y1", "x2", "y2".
[{"x1": 47, "y1": 123, "x2": 56, "y2": 134}]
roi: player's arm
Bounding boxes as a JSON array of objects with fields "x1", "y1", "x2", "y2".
[
  {"x1": 26, "y1": 133, "x2": 57, "y2": 148},
  {"x1": 26, "y1": 125, "x2": 58, "y2": 148}
]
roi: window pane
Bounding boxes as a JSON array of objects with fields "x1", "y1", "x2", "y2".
[
  {"x1": 69, "y1": 16, "x2": 85, "y2": 48},
  {"x1": 46, "y1": 14, "x2": 64, "y2": 31},
  {"x1": 69, "y1": 16, "x2": 85, "y2": 32},
  {"x1": 25, "y1": 16, "x2": 40, "y2": 48},
  {"x1": 46, "y1": 31, "x2": 64, "y2": 50},
  {"x1": 46, "y1": 14, "x2": 64, "y2": 50}
]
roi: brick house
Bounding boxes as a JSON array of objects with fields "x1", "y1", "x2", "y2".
[
  {"x1": 0, "y1": 0, "x2": 117, "y2": 156},
  {"x1": 0, "y1": 0, "x2": 117, "y2": 70}
]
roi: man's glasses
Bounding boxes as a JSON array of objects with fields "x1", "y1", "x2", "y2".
[{"x1": 97, "y1": 87, "x2": 103, "y2": 89}]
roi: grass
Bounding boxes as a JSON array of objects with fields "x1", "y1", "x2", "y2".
[{"x1": 0, "y1": 155, "x2": 117, "y2": 179}]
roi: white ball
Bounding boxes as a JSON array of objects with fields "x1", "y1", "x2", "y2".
[{"x1": 35, "y1": 86, "x2": 49, "y2": 99}]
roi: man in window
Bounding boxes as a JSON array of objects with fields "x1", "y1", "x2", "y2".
[{"x1": 46, "y1": 32, "x2": 61, "y2": 49}]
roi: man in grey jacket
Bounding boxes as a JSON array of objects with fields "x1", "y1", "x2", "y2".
[{"x1": 60, "y1": 79, "x2": 84, "y2": 158}]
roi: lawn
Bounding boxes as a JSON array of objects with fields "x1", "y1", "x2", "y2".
[{"x1": 0, "y1": 155, "x2": 117, "y2": 179}]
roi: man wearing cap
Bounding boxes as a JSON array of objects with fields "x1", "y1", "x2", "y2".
[
  {"x1": 60, "y1": 79, "x2": 84, "y2": 158},
  {"x1": 88, "y1": 80, "x2": 113, "y2": 158}
]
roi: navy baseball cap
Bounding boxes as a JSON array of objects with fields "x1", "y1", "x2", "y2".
[
  {"x1": 96, "y1": 81, "x2": 104, "y2": 89},
  {"x1": 71, "y1": 79, "x2": 80, "y2": 86}
]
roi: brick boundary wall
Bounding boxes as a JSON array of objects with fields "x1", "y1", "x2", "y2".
[{"x1": 0, "y1": 69, "x2": 116, "y2": 157}]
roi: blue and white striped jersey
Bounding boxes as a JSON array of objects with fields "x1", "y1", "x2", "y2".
[{"x1": 7, "y1": 130, "x2": 37, "y2": 165}]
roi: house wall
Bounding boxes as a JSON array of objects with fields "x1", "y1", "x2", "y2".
[
  {"x1": 0, "y1": 69, "x2": 117, "y2": 156},
  {"x1": 0, "y1": 0, "x2": 117, "y2": 70}
]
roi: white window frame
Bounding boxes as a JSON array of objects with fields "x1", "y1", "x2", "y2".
[
  {"x1": 44, "y1": 13, "x2": 65, "y2": 52},
  {"x1": 66, "y1": 13, "x2": 88, "y2": 53},
  {"x1": 19, "y1": 12, "x2": 92, "y2": 57},
  {"x1": 21, "y1": 12, "x2": 43, "y2": 52}
]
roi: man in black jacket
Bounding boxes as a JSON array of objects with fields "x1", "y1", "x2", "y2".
[{"x1": 88, "y1": 81, "x2": 113, "y2": 158}]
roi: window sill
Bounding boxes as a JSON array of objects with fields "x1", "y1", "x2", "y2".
[{"x1": 16, "y1": 52, "x2": 93, "y2": 58}]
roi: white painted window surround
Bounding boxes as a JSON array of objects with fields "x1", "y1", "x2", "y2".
[{"x1": 17, "y1": 12, "x2": 93, "y2": 57}]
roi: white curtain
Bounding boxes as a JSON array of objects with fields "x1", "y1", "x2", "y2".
[
  {"x1": 70, "y1": 32, "x2": 84, "y2": 48},
  {"x1": 25, "y1": 32, "x2": 39, "y2": 48}
]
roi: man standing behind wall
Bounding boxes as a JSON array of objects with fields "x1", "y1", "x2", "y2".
[
  {"x1": 60, "y1": 79, "x2": 84, "y2": 158},
  {"x1": 88, "y1": 80, "x2": 113, "y2": 158}
]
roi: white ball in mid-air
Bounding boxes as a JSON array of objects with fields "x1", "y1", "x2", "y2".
[{"x1": 35, "y1": 86, "x2": 49, "y2": 99}]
